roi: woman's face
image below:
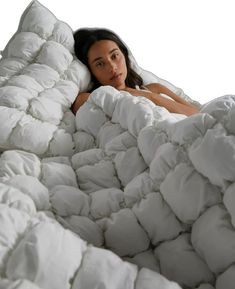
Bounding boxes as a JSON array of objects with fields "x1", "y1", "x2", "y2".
[{"x1": 87, "y1": 40, "x2": 127, "y2": 90}]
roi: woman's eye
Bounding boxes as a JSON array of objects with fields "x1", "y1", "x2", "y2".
[
  {"x1": 112, "y1": 53, "x2": 119, "y2": 59},
  {"x1": 96, "y1": 61, "x2": 104, "y2": 67}
]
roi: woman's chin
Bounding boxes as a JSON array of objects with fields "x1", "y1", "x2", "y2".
[{"x1": 112, "y1": 81, "x2": 126, "y2": 90}]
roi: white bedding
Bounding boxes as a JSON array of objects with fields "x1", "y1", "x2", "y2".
[
  {"x1": 1, "y1": 87, "x2": 235, "y2": 289},
  {"x1": 1, "y1": 1, "x2": 235, "y2": 289},
  {"x1": 0, "y1": 1, "x2": 90, "y2": 157}
]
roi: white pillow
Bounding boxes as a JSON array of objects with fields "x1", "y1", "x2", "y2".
[{"x1": 0, "y1": 0, "x2": 91, "y2": 157}]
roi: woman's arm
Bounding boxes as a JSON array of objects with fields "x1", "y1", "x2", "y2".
[
  {"x1": 147, "y1": 92, "x2": 199, "y2": 116},
  {"x1": 145, "y1": 83, "x2": 195, "y2": 106},
  {"x1": 71, "y1": 84, "x2": 199, "y2": 116},
  {"x1": 125, "y1": 84, "x2": 199, "y2": 116},
  {"x1": 71, "y1": 92, "x2": 90, "y2": 114}
]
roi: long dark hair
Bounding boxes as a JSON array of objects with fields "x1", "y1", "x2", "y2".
[{"x1": 73, "y1": 28, "x2": 143, "y2": 90}]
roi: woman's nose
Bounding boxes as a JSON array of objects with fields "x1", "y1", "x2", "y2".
[{"x1": 107, "y1": 61, "x2": 117, "y2": 72}]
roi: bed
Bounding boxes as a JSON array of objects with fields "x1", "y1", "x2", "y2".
[{"x1": 0, "y1": 1, "x2": 234, "y2": 289}]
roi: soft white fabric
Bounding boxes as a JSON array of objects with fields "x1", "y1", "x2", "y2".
[
  {"x1": 1, "y1": 85, "x2": 235, "y2": 288},
  {"x1": 0, "y1": 1, "x2": 187, "y2": 288},
  {"x1": 0, "y1": 0, "x2": 91, "y2": 156},
  {"x1": 59, "y1": 87, "x2": 235, "y2": 289}
]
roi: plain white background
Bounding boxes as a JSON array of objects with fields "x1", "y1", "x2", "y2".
[{"x1": 0, "y1": 0, "x2": 235, "y2": 104}]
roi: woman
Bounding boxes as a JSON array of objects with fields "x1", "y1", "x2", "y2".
[{"x1": 72, "y1": 28, "x2": 199, "y2": 116}]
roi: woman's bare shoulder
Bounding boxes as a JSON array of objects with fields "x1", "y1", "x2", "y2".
[
  {"x1": 144, "y1": 83, "x2": 161, "y2": 93},
  {"x1": 71, "y1": 92, "x2": 90, "y2": 114}
]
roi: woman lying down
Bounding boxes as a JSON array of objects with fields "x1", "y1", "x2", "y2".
[{"x1": 71, "y1": 28, "x2": 199, "y2": 116}]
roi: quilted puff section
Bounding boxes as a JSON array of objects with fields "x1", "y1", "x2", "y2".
[
  {"x1": 135, "y1": 268, "x2": 182, "y2": 289},
  {"x1": 103, "y1": 208, "x2": 150, "y2": 257},
  {"x1": 223, "y1": 182, "x2": 235, "y2": 227},
  {"x1": 0, "y1": 86, "x2": 33, "y2": 111},
  {"x1": 124, "y1": 172, "x2": 156, "y2": 207},
  {"x1": 29, "y1": 79, "x2": 78, "y2": 111},
  {"x1": 155, "y1": 233, "x2": 214, "y2": 288},
  {"x1": 50, "y1": 185, "x2": 89, "y2": 217},
  {"x1": 111, "y1": 91, "x2": 155, "y2": 137},
  {"x1": 60, "y1": 110, "x2": 76, "y2": 135},
  {"x1": 97, "y1": 121, "x2": 125, "y2": 149},
  {"x1": 0, "y1": 150, "x2": 53, "y2": 214},
  {"x1": 76, "y1": 102, "x2": 108, "y2": 137},
  {"x1": 9, "y1": 114, "x2": 58, "y2": 155},
  {"x1": 0, "y1": 279, "x2": 42, "y2": 289},
  {"x1": 7, "y1": 74, "x2": 44, "y2": 96},
  {"x1": 0, "y1": 58, "x2": 28, "y2": 85},
  {"x1": 200, "y1": 94, "x2": 235, "y2": 125},
  {"x1": 4, "y1": 175, "x2": 50, "y2": 211},
  {"x1": 105, "y1": 130, "x2": 137, "y2": 158},
  {"x1": 216, "y1": 265, "x2": 235, "y2": 289},
  {"x1": 73, "y1": 131, "x2": 95, "y2": 153},
  {"x1": 0, "y1": 151, "x2": 83, "y2": 216},
  {"x1": 71, "y1": 148, "x2": 106, "y2": 170},
  {"x1": 19, "y1": 0, "x2": 57, "y2": 40},
  {"x1": 168, "y1": 113, "x2": 216, "y2": 146},
  {"x1": 20, "y1": 63, "x2": 60, "y2": 89},
  {"x1": 75, "y1": 160, "x2": 121, "y2": 194},
  {"x1": 0, "y1": 107, "x2": 25, "y2": 147},
  {"x1": 0, "y1": 150, "x2": 41, "y2": 181},
  {"x1": 124, "y1": 250, "x2": 160, "y2": 273},
  {"x1": 89, "y1": 85, "x2": 123, "y2": 117},
  {"x1": 90, "y1": 188, "x2": 124, "y2": 219},
  {"x1": 4, "y1": 32, "x2": 45, "y2": 61},
  {"x1": 0, "y1": 205, "x2": 30, "y2": 275},
  {"x1": 160, "y1": 163, "x2": 222, "y2": 224},
  {"x1": 75, "y1": 101, "x2": 108, "y2": 138},
  {"x1": 0, "y1": 183, "x2": 36, "y2": 215},
  {"x1": 189, "y1": 125, "x2": 235, "y2": 188},
  {"x1": 37, "y1": 41, "x2": 73, "y2": 74},
  {"x1": 225, "y1": 105, "x2": 235, "y2": 135},
  {"x1": 132, "y1": 192, "x2": 183, "y2": 245},
  {"x1": 41, "y1": 160, "x2": 78, "y2": 189},
  {"x1": 48, "y1": 129, "x2": 75, "y2": 157},
  {"x1": 71, "y1": 246, "x2": 137, "y2": 289},
  {"x1": 191, "y1": 205, "x2": 235, "y2": 274},
  {"x1": 29, "y1": 96, "x2": 64, "y2": 125},
  {"x1": 138, "y1": 125, "x2": 168, "y2": 166},
  {"x1": 63, "y1": 215, "x2": 104, "y2": 248},
  {"x1": 3, "y1": 0, "x2": 72, "y2": 55},
  {"x1": 114, "y1": 147, "x2": 148, "y2": 187},
  {"x1": 149, "y1": 143, "x2": 187, "y2": 187},
  {"x1": 6, "y1": 221, "x2": 87, "y2": 289}
]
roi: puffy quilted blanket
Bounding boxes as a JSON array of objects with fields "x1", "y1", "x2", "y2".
[
  {"x1": 69, "y1": 88, "x2": 235, "y2": 289},
  {"x1": 1, "y1": 1, "x2": 235, "y2": 289},
  {"x1": 2, "y1": 86, "x2": 235, "y2": 289}
]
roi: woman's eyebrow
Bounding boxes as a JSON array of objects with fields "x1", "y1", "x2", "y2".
[
  {"x1": 109, "y1": 48, "x2": 119, "y2": 54},
  {"x1": 92, "y1": 56, "x2": 103, "y2": 64}
]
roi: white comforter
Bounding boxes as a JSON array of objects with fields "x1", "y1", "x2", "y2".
[
  {"x1": 1, "y1": 1, "x2": 235, "y2": 288},
  {"x1": 1, "y1": 85, "x2": 235, "y2": 289}
]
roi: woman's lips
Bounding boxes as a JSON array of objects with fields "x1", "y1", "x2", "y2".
[{"x1": 110, "y1": 73, "x2": 122, "y2": 80}]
